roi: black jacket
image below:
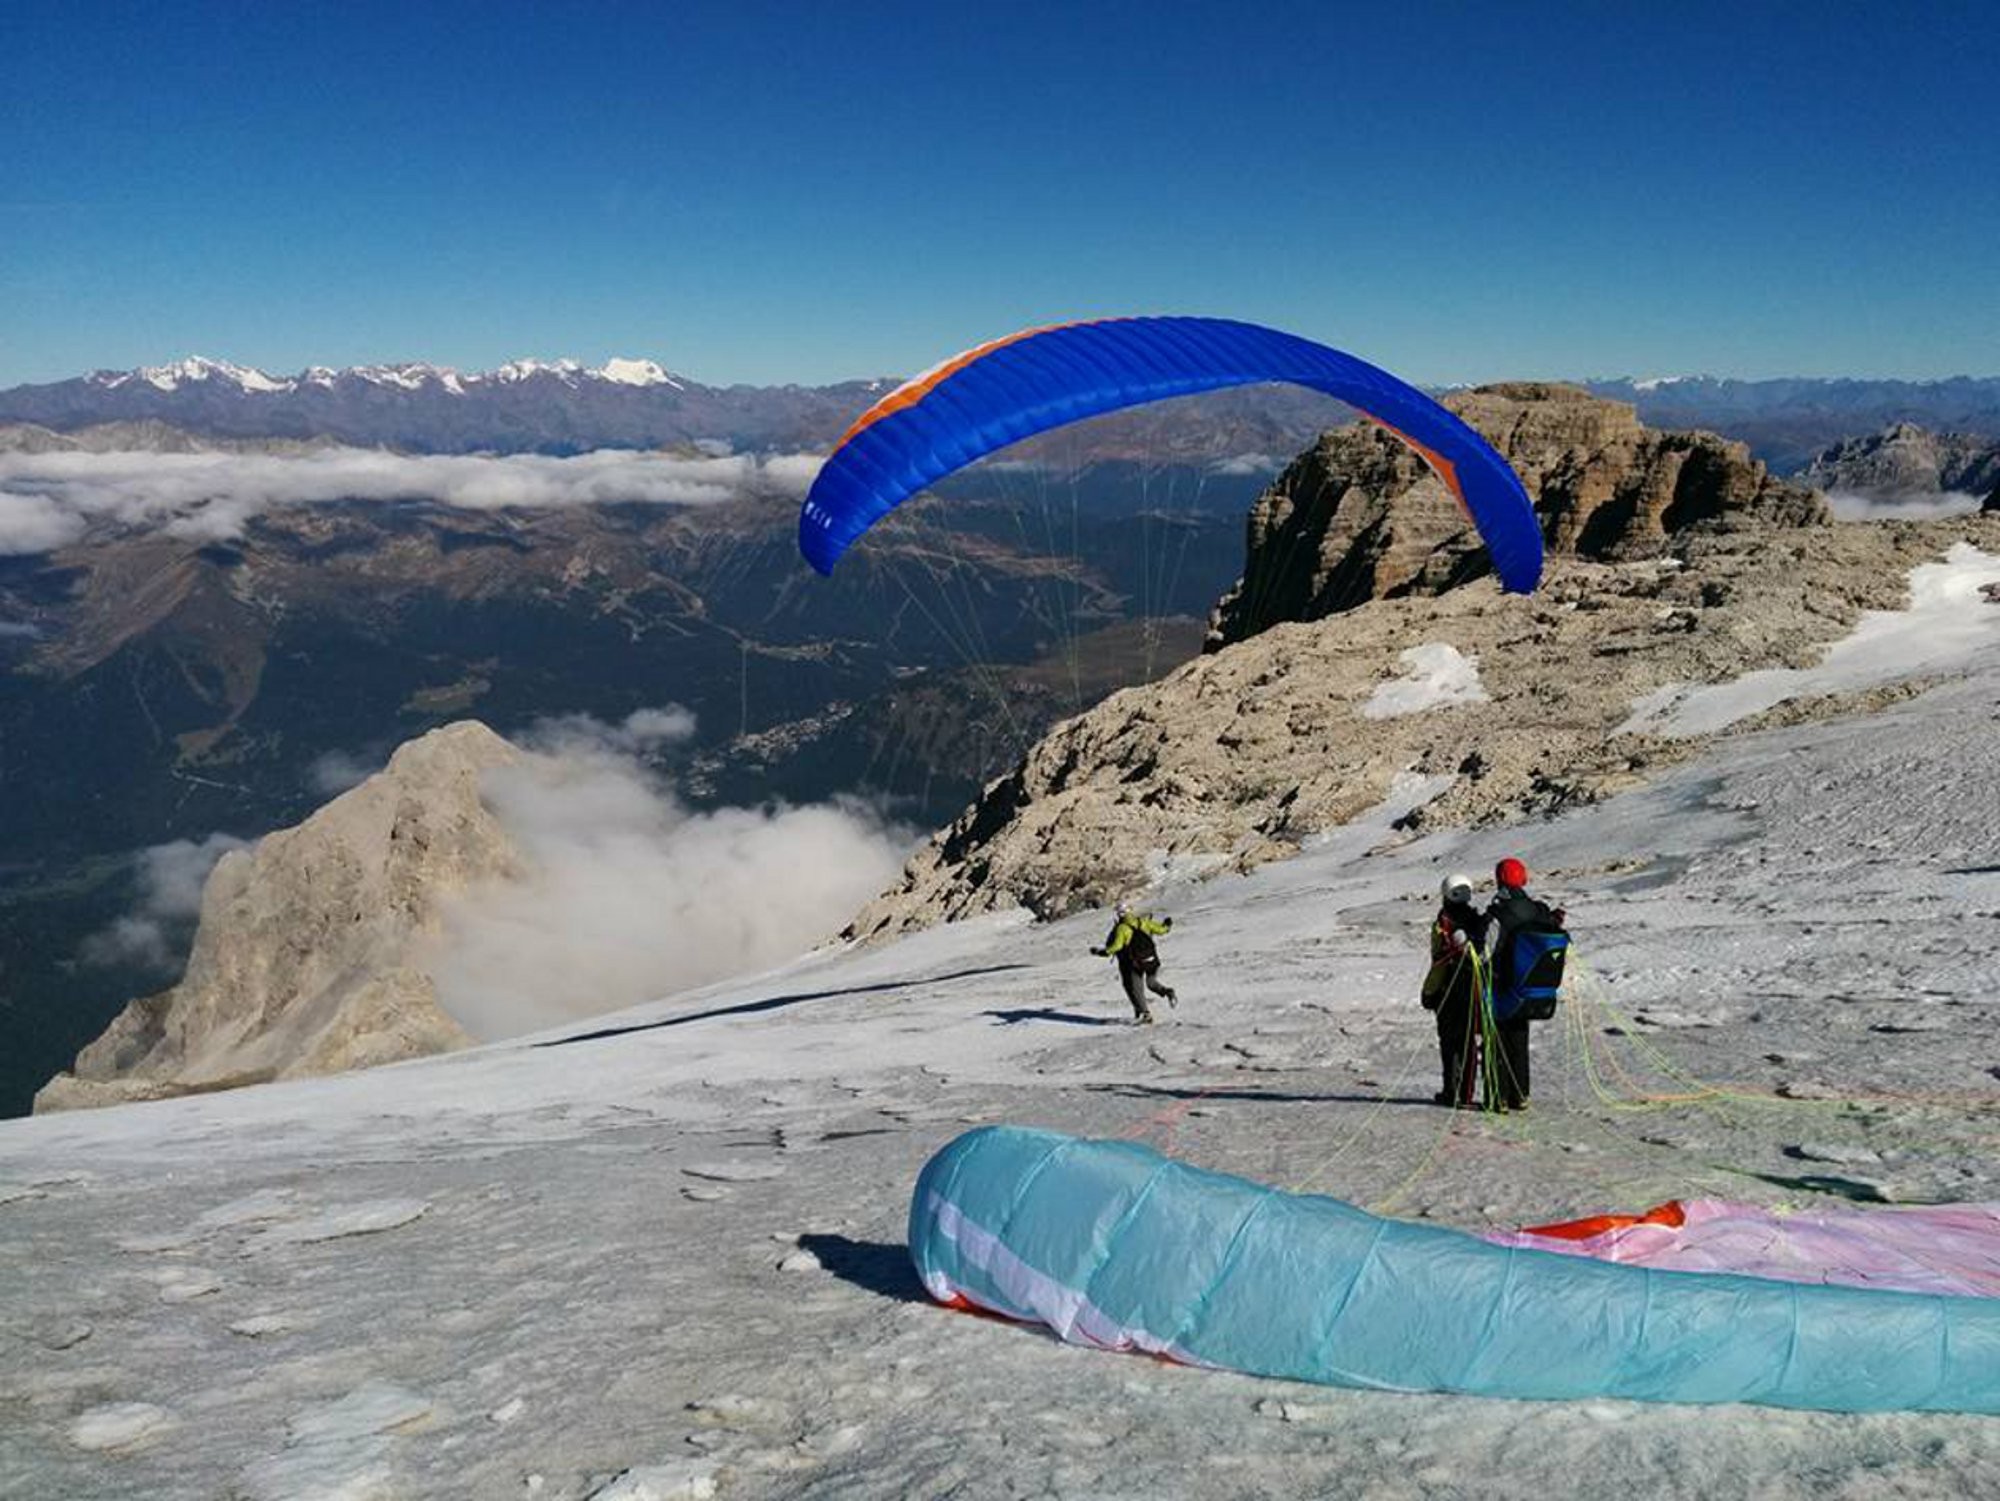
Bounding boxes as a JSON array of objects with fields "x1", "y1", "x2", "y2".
[
  {"x1": 1423, "y1": 900, "x2": 1489, "y2": 1014},
  {"x1": 1487, "y1": 889, "x2": 1561, "y2": 990}
]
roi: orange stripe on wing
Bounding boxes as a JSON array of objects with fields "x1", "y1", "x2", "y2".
[
  {"x1": 1519, "y1": 1200, "x2": 1688, "y2": 1242},
  {"x1": 836, "y1": 319, "x2": 1104, "y2": 448},
  {"x1": 1362, "y1": 414, "x2": 1472, "y2": 523}
]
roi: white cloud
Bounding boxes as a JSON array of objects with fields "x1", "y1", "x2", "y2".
[
  {"x1": 307, "y1": 749, "x2": 378, "y2": 796},
  {"x1": 1823, "y1": 490, "x2": 1987, "y2": 522},
  {"x1": 0, "y1": 446, "x2": 826, "y2": 554},
  {"x1": 432, "y1": 736, "x2": 914, "y2": 1041},
  {"x1": 1363, "y1": 643, "x2": 1488, "y2": 719},
  {"x1": 0, "y1": 493, "x2": 88, "y2": 554},
  {"x1": 81, "y1": 832, "x2": 251, "y2": 970},
  {"x1": 519, "y1": 705, "x2": 699, "y2": 759},
  {"x1": 1212, "y1": 453, "x2": 1283, "y2": 476}
]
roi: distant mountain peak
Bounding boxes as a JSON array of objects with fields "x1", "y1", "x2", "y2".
[
  {"x1": 87, "y1": 356, "x2": 289, "y2": 394},
  {"x1": 595, "y1": 357, "x2": 683, "y2": 390},
  {"x1": 488, "y1": 358, "x2": 583, "y2": 385}
]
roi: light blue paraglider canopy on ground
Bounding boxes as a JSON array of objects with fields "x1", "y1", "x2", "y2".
[{"x1": 908, "y1": 1125, "x2": 2000, "y2": 1413}]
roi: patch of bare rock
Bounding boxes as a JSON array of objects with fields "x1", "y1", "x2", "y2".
[{"x1": 34, "y1": 722, "x2": 522, "y2": 1112}]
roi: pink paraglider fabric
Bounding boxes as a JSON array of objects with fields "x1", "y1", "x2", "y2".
[{"x1": 1488, "y1": 1200, "x2": 2000, "y2": 1298}]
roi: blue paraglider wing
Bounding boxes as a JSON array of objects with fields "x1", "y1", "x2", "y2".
[{"x1": 799, "y1": 316, "x2": 1542, "y2": 595}]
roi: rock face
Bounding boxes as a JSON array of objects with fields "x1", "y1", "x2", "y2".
[
  {"x1": 846, "y1": 383, "x2": 2000, "y2": 940},
  {"x1": 1799, "y1": 422, "x2": 2000, "y2": 501},
  {"x1": 34, "y1": 723, "x2": 524, "y2": 1112},
  {"x1": 1208, "y1": 384, "x2": 1826, "y2": 648}
]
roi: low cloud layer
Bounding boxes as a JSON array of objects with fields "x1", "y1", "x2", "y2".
[
  {"x1": 306, "y1": 748, "x2": 380, "y2": 797},
  {"x1": 518, "y1": 705, "x2": 698, "y2": 759},
  {"x1": 0, "y1": 447, "x2": 823, "y2": 554},
  {"x1": 1824, "y1": 489, "x2": 1988, "y2": 522},
  {"x1": 82, "y1": 832, "x2": 250, "y2": 971},
  {"x1": 1212, "y1": 453, "x2": 1284, "y2": 476},
  {"x1": 432, "y1": 716, "x2": 913, "y2": 1040}
]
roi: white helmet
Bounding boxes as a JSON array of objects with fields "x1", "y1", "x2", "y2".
[
  {"x1": 1114, "y1": 899, "x2": 1131, "y2": 918},
  {"x1": 1440, "y1": 872, "x2": 1475, "y2": 905}
]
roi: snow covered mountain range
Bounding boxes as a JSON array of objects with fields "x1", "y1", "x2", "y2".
[
  {"x1": 0, "y1": 356, "x2": 876, "y2": 456},
  {"x1": 0, "y1": 356, "x2": 1335, "y2": 462},
  {"x1": 4, "y1": 358, "x2": 1997, "y2": 468},
  {"x1": 83, "y1": 356, "x2": 688, "y2": 396}
]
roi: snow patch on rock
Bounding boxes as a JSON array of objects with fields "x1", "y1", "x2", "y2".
[
  {"x1": 1621, "y1": 544, "x2": 2000, "y2": 737},
  {"x1": 1363, "y1": 643, "x2": 1488, "y2": 719}
]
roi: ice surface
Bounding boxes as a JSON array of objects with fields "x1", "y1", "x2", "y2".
[
  {"x1": 67, "y1": 1403, "x2": 176, "y2": 1452},
  {"x1": 289, "y1": 1382, "x2": 438, "y2": 1444},
  {"x1": 4, "y1": 655, "x2": 2000, "y2": 1495},
  {"x1": 245, "y1": 1199, "x2": 430, "y2": 1249},
  {"x1": 587, "y1": 1463, "x2": 718, "y2": 1500}
]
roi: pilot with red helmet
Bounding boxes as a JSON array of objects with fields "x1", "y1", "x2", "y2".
[{"x1": 1484, "y1": 857, "x2": 1565, "y2": 1111}]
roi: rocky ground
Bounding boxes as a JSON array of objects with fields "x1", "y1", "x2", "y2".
[{"x1": 33, "y1": 725, "x2": 522, "y2": 1112}]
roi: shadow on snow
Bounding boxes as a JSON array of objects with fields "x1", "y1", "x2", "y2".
[
  {"x1": 798, "y1": 1234, "x2": 929, "y2": 1304},
  {"x1": 1090, "y1": 1082, "x2": 1444, "y2": 1108},
  {"x1": 533, "y1": 964, "x2": 1030, "y2": 1047},
  {"x1": 983, "y1": 1007, "x2": 1123, "y2": 1027}
]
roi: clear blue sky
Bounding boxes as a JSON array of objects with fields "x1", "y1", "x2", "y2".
[{"x1": 5, "y1": 1, "x2": 1996, "y2": 386}]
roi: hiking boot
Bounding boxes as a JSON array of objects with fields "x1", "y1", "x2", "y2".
[
  {"x1": 1163, "y1": 988, "x2": 1178, "y2": 1007},
  {"x1": 1136, "y1": 1011, "x2": 1156, "y2": 1026}
]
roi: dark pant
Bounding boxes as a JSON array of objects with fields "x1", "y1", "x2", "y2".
[
  {"x1": 1492, "y1": 1019, "x2": 1531, "y2": 1106},
  {"x1": 1121, "y1": 964, "x2": 1172, "y2": 1018},
  {"x1": 1434, "y1": 998, "x2": 1480, "y2": 1104}
]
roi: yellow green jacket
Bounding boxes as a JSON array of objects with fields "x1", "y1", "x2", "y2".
[{"x1": 1103, "y1": 913, "x2": 1170, "y2": 954}]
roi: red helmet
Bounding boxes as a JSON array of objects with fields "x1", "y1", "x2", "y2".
[{"x1": 1495, "y1": 857, "x2": 1529, "y2": 890}]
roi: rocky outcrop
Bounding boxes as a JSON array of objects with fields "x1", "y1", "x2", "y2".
[
  {"x1": 1799, "y1": 422, "x2": 2000, "y2": 501},
  {"x1": 34, "y1": 723, "x2": 524, "y2": 1112},
  {"x1": 1208, "y1": 384, "x2": 1826, "y2": 648},
  {"x1": 848, "y1": 508, "x2": 1999, "y2": 939}
]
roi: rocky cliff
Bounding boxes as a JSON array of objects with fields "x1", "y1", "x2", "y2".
[
  {"x1": 1798, "y1": 422, "x2": 2000, "y2": 502},
  {"x1": 847, "y1": 385, "x2": 1999, "y2": 939},
  {"x1": 1208, "y1": 384, "x2": 1826, "y2": 647},
  {"x1": 34, "y1": 723, "x2": 523, "y2": 1112}
]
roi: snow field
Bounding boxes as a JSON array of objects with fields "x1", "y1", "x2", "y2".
[{"x1": 3, "y1": 666, "x2": 2000, "y2": 1495}]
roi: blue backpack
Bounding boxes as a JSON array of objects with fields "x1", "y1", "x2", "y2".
[{"x1": 1493, "y1": 920, "x2": 1569, "y2": 1022}]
